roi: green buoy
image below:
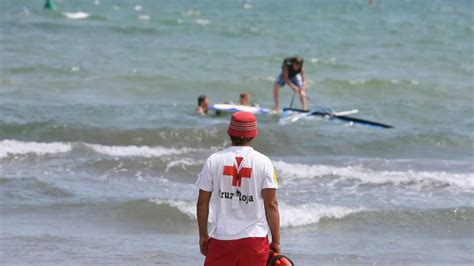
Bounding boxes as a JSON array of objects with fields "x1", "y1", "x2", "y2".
[{"x1": 44, "y1": 0, "x2": 57, "y2": 11}]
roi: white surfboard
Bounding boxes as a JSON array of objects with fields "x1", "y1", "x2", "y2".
[{"x1": 208, "y1": 104, "x2": 271, "y2": 115}]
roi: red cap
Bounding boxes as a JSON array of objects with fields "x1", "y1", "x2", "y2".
[{"x1": 227, "y1": 112, "x2": 258, "y2": 138}]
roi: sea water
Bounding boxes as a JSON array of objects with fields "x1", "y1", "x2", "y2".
[{"x1": 1, "y1": 0, "x2": 473, "y2": 265}]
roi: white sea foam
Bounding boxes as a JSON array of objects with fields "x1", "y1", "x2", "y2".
[
  {"x1": 70, "y1": 66, "x2": 80, "y2": 72},
  {"x1": 62, "y1": 12, "x2": 90, "y2": 20},
  {"x1": 349, "y1": 80, "x2": 366, "y2": 85},
  {"x1": 138, "y1": 15, "x2": 150, "y2": 20},
  {"x1": 150, "y1": 199, "x2": 361, "y2": 227},
  {"x1": 0, "y1": 140, "x2": 72, "y2": 159},
  {"x1": 84, "y1": 143, "x2": 196, "y2": 158},
  {"x1": 183, "y1": 10, "x2": 201, "y2": 16},
  {"x1": 195, "y1": 19, "x2": 211, "y2": 26},
  {"x1": 280, "y1": 203, "x2": 365, "y2": 227},
  {"x1": 165, "y1": 158, "x2": 204, "y2": 172},
  {"x1": 273, "y1": 161, "x2": 474, "y2": 190},
  {"x1": 150, "y1": 199, "x2": 196, "y2": 219}
]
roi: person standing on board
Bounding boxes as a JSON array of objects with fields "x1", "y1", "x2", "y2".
[
  {"x1": 196, "y1": 95, "x2": 209, "y2": 115},
  {"x1": 273, "y1": 56, "x2": 308, "y2": 112},
  {"x1": 196, "y1": 112, "x2": 281, "y2": 266}
]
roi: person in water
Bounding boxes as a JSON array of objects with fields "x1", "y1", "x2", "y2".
[
  {"x1": 223, "y1": 93, "x2": 253, "y2": 106},
  {"x1": 273, "y1": 56, "x2": 308, "y2": 112},
  {"x1": 239, "y1": 93, "x2": 250, "y2": 106},
  {"x1": 196, "y1": 95, "x2": 209, "y2": 115},
  {"x1": 239, "y1": 93, "x2": 259, "y2": 107}
]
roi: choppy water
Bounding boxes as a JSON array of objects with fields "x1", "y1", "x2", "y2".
[{"x1": 1, "y1": 0, "x2": 473, "y2": 265}]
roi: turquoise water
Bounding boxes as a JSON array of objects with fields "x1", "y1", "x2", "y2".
[{"x1": 1, "y1": 0, "x2": 473, "y2": 265}]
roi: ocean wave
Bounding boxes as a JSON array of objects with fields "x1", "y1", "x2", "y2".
[
  {"x1": 0, "y1": 140, "x2": 72, "y2": 159},
  {"x1": 62, "y1": 12, "x2": 90, "y2": 20},
  {"x1": 182, "y1": 10, "x2": 201, "y2": 17},
  {"x1": 342, "y1": 207, "x2": 474, "y2": 228},
  {"x1": 279, "y1": 203, "x2": 365, "y2": 227},
  {"x1": 83, "y1": 143, "x2": 198, "y2": 158},
  {"x1": 0, "y1": 177, "x2": 74, "y2": 202},
  {"x1": 3, "y1": 64, "x2": 88, "y2": 77},
  {"x1": 149, "y1": 199, "x2": 363, "y2": 228},
  {"x1": 360, "y1": 131, "x2": 474, "y2": 154},
  {"x1": 117, "y1": 199, "x2": 195, "y2": 225},
  {"x1": 149, "y1": 199, "x2": 196, "y2": 219},
  {"x1": 221, "y1": 25, "x2": 266, "y2": 38},
  {"x1": 0, "y1": 139, "x2": 214, "y2": 160},
  {"x1": 0, "y1": 122, "x2": 226, "y2": 148},
  {"x1": 320, "y1": 78, "x2": 463, "y2": 101},
  {"x1": 194, "y1": 19, "x2": 211, "y2": 26},
  {"x1": 109, "y1": 25, "x2": 160, "y2": 35},
  {"x1": 273, "y1": 161, "x2": 474, "y2": 190},
  {"x1": 165, "y1": 158, "x2": 205, "y2": 173}
]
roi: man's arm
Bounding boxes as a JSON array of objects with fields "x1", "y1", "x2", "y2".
[
  {"x1": 282, "y1": 66, "x2": 300, "y2": 93},
  {"x1": 263, "y1": 188, "x2": 281, "y2": 253},
  {"x1": 301, "y1": 68, "x2": 307, "y2": 90},
  {"x1": 197, "y1": 189, "x2": 212, "y2": 256}
]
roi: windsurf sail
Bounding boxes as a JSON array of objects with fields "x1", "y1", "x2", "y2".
[{"x1": 280, "y1": 108, "x2": 393, "y2": 128}]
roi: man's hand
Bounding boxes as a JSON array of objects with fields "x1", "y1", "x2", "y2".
[
  {"x1": 270, "y1": 241, "x2": 281, "y2": 253},
  {"x1": 290, "y1": 84, "x2": 299, "y2": 93},
  {"x1": 199, "y1": 235, "x2": 210, "y2": 256},
  {"x1": 197, "y1": 190, "x2": 212, "y2": 256}
]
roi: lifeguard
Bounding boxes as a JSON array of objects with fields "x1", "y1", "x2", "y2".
[{"x1": 196, "y1": 112, "x2": 281, "y2": 266}]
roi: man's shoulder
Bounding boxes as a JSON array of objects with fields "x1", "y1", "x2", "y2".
[
  {"x1": 249, "y1": 149, "x2": 272, "y2": 164},
  {"x1": 206, "y1": 147, "x2": 272, "y2": 164},
  {"x1": 206, "y1": 148, "x2": 232, "y2": 160}
]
